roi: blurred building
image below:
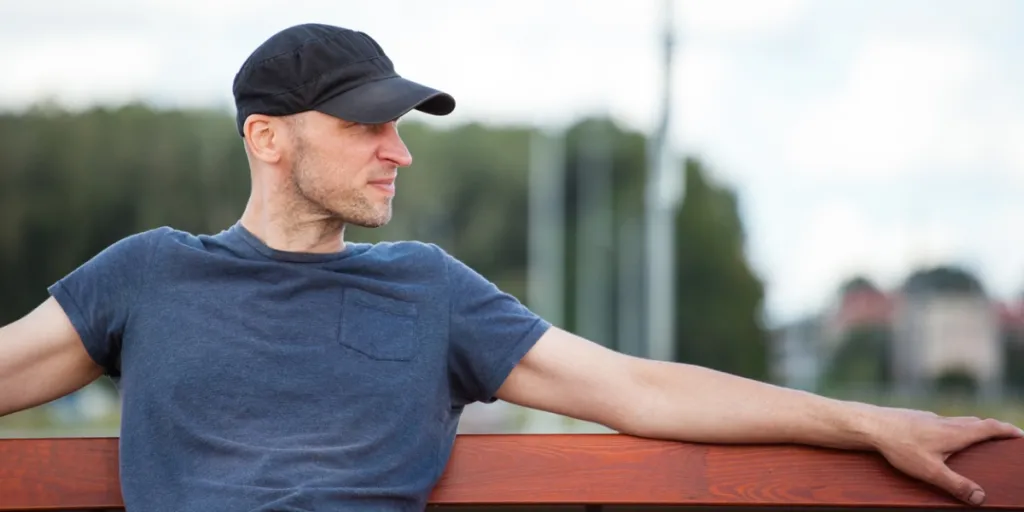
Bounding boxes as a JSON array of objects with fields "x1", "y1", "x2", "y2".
[
  {"x1": 770, "y1": 314, "x2": 825, "y2": 391},
  {"x1": 824, "y1": 278, "x2": 894, "y2": 337},
  {"x1": 892, "y1": 268, "x2": 1002, "y2": 399},
  {"x1": 772, "y1": 267, "x2": 1023, "y2": 399},
  {"x1": 999, "y1": 298, "x2": 1024, "y2": 339}
]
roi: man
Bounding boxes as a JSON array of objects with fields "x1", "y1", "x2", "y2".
[{"x1": 0, "y1": 22, "x2": 1019, "y2": 511}]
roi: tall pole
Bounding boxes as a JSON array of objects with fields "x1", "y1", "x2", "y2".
[
  {"x1": 644, "y1": 0, "x2": 679, "y2": 361},
  {"x1": 617, "y1": 214, "x2": 644, "y2": 357},
  {"x1": 523, "y1": 127, "x2": 570, "y2": 433},
  {"x1": 575, "y1": 118, "x2": 614, "y2": 346},
  {"x1": 528, "y1": 129, "x2": 566, "y2": 328}
]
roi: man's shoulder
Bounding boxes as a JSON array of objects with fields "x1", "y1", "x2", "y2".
[
  {"x1": 120, "y1": 225, "x2": 196, "y2": 246},
  {"x1": 102, "y1": 226, "x2": 236, "y2": 265},
  {"x1": 351, "y1": 240, "x2": 458, "y2": 284},
  {"x1": 357, "y1": 240, "x2": 448, "y2": 262},
  {"x1": 91, "y1": 226, "x2": 179, "y2": 260}
]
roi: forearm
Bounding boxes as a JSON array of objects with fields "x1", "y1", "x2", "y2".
[{"x1": 622, "y1": 358, "x2": 883, "y2": 451}]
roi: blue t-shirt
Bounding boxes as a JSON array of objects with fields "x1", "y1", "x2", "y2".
[{"x1": 47, "y1": 223, "x2": 551, "y2": 511}]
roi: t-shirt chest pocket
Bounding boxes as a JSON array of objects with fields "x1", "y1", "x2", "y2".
[{"x1": 339, "y1": 288, "x2": 420, "y2": 361}]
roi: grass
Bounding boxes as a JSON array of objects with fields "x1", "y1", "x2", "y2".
[{"x1": 0, "y1": 402, "x2": 120, "y2": 438}]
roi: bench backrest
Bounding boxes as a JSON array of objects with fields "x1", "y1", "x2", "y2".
[{"x1": 2, "y1": 434, "x2": 1023, "y2": 510}]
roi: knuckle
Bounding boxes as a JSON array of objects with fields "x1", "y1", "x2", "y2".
[
  {"x1": 937, "y1": 469, "x2": 976, "y2": 498},
  {"x1": 981, "y1": 418, "x2": 1003, "y2": 431},
  {"x1": 922, "y1": 462, "x2": 946, "y2": 482}
]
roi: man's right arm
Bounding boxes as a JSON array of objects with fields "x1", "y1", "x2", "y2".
[{"x1": 0, "y1": 297, "x2": 104, "y2": 418}]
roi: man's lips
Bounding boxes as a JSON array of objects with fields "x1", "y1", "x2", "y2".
[{"x1": 368, "y1": 177, "x2": 396, "y2": 194}]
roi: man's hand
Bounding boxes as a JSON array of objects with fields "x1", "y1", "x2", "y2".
[{"x1": 866, "y1": 406, "x2": 1024, "y2": 506}]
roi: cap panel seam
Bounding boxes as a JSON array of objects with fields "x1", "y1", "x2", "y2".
[
  {"x1": 244, "y1": 56, "x2": 390, "y2": 100},
  {"x1": 236, "y1": 36, "x2": 328, "y2": 77},
  {"x1": 237, "y1": 35, "x2": 378, "y2": 77}
]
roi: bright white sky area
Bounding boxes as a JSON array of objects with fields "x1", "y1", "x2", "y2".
[{"x1": 2, "y1": 0, "x2": 1022, "y2": 325}]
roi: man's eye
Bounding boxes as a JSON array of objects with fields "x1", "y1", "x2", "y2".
[{"x1": 367, "y1": 122, "x2": 394, "y2": 134}]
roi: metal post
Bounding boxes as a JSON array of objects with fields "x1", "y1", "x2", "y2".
[
  {"x1": 644, "y1": 0, "x2": 680, "y2": 361},
  {"x1": 617, "y1": 214, "x2": 645, "y2": 356},
  {"x1": 575, "y1": 118, "x2": 614, "y2": 345},
  {"x1": 523, "y1": 128, "x2": 570, "y2": 433},
  {"x1": 528, "y1": 129, "x2": 566, "y2": 328}
]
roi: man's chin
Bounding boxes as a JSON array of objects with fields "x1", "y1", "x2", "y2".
[
  {"x1": 331, "y1": 202, "x2": 392, "y2": 229},
  {"x1": 349, "y1": 213, "x2": 392, "y2": 229}
]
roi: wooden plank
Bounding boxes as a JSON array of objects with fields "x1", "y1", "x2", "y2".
[
  {"x1": 1, "y1": 434, "x2": 1023, "y2": 510},
  {"x1": 433, "y1": 434, "x2": 1024, "y2": 508},
  {"x1": 0, "y1": 437, "x2": 120, "y2": 510}
]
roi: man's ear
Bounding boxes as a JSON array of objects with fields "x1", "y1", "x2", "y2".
[{"x1": 243, "y1": 114, "x2": 284, "y2": 164}]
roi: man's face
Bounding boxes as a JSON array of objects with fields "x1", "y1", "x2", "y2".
[{"x1": 285, "y1": 111, "x2": 412, "y2": 228}]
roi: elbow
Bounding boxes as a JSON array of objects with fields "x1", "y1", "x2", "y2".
[
  {"x1": 604, "y1": 358, "x2": 667, "y2": 438},
  {"x1": 611, "y1": 393, "x2": 664, "y2": 440}
]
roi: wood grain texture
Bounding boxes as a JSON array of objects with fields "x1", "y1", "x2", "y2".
[
  {"x1": 1, "y1": 434, "x2": 1023, "y2": 510},
  {"x1": 0, "y1": 437, "x2": 121, "y2": 510},
  {"x1": 432, "y1": 434, "x2": 1024, "y2": 508}
]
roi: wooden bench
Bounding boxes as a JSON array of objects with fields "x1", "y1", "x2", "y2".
[{"x1": 2, "y1": 434, "x2": 1023, "y2": 510}]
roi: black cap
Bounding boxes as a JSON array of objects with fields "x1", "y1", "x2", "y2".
[{"x1": 232, "y1": 23, "x2": 455, "y2": 136}]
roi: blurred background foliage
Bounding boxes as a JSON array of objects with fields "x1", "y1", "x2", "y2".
[{"x1": 2, "y1": 103, "x2": 1022, "y2": 435}]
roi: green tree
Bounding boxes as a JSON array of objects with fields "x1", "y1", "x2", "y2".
[
  {"x1": 822, "y1": 325, "x2": 892, "y2": 390},
  {"x1": 672, "y1": 157, "x2": 768, "y2": 380},
  {"x1": 933, "y1": 366, "x2": 979, "y2": 397},
  {"x1": 1005, "y1": 331, "x2": 1024, "y2": 394},
  {"x1": 559, "y1": 116, "x2": 648, "y2": 340},
  {"x1": 1, "y1": 105, "x2": 768, "y2": 385}
]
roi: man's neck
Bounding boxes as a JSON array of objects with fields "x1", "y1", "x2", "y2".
[{"x1": 238, "y1": 201, "x2": 346, "y2": 255}]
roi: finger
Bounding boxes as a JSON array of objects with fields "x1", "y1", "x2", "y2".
[
  {"x1": 949, "y1": 416, "x2": 980, "y2": 422},
  {"x1": 974, "y1": 418, "x2": 1024, "y2": 440},
  {"x1": 932, "y1": 463, "x2": 985, "y2": 506},
  {"x1": 947, "y1": 418, "x2": 1024, "y2": 454}
]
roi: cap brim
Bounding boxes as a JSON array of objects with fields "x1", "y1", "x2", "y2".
[{"x1": 314, "y1": 76, "x2": 455, "y2": 124}]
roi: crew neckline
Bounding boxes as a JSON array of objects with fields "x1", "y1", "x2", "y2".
[{"x1": 225, "y1": 222, "x2": 365, "y2": 263}]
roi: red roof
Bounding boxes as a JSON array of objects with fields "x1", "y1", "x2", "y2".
[
  {"x1": 833, "y1": 289, "x2": 893, "y2": 330},
  {"x1": 997, "y1": 301, "x2": 1024, "y2": 331},
  {"x1": 831, "y1": 288, "x2": 1024, "y2": 333}
]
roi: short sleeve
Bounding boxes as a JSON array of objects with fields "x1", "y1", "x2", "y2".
[
  {"x1": 443, "y1": 249, "x2": 551, "y2": 406},
  {"x1": 47, "y1": 228, "x2": 165, "y2": 376}
]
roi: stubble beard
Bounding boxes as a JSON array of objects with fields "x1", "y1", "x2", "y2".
[{"x1": 289, "y1": 146, "x2": 392, "y2": 229}]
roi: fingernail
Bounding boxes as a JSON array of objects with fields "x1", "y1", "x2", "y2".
[{"x1": 969, "y1": 489, "x2": 985, "y2": 505}]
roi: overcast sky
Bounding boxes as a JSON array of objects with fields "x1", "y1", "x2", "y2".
[{"x1": 2, "y1": 0, "x2": 1022, "y2": 324}]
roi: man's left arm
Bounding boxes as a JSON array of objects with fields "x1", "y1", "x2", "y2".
[{"x1": 496, "y1": 326, "x2": 1024, "y2": 506}]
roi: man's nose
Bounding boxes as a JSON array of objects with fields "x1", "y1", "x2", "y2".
[{"x1": 380, "y1": 124, "x2": 413, "y2": 167}]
